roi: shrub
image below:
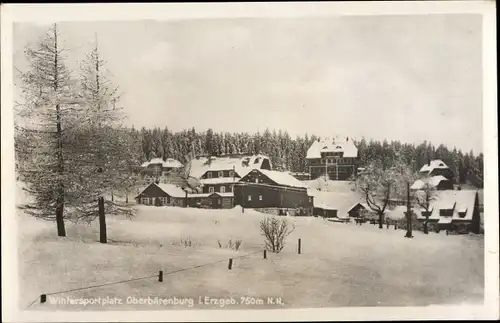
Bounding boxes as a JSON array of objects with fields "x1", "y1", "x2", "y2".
[
  {"x1": 172, "y1": 236, "x2": 199, "y2": 248},
  {"x1": 260, "y1": 216, "x2": 295, "y2": 253},
  {"x1": 217, "y1": 238, "x2": 243, "y2": 251}
]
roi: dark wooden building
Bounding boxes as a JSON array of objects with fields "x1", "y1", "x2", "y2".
[
  {"x1": 306, "y1": 137, "x2": 359, "y2": 181},
  {"x1": 234, "y1": 169, "x2": 313, "y2": 212},
  {"x1": 419, "y1": 159, "x2": 455, "y2": 182},
  {"x1": 135, "y1": 183, "x2": 186, "y2": 207},
  {"x1": 187, "y1": 192, "x2": 234, "y2": 209}
]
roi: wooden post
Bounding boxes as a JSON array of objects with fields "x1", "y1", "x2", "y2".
[
  {"x1": 40, "y1": 294, "x2": 47, "y2": 304},
  {"x1": 263, "y1": 250, "x2": 267, "y2": 259},
  {"x1": 159, "y1": 270, "x2": 163, "y2": 282},
  {"x1": 298, "y1": 238, "x2": 302, "y2": 254},
  {"x1": 228, "y1": 258, "x2": 233, "y2": 270}
]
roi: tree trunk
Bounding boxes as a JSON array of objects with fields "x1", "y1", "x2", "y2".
[
  {"x1": 125, "y1": 190, "x2": 129, "y2": 204},
  {"x1": 423, "y1": 214, "x2": 429, "y2": 234},
  {"x1": 185, "y1": 190, "x2": 188, "y2": 208},
  {"x1": 55, "y1": 103, "x2": 66, "y2": 237},
  {"x1": 405, "y1": 182, "x2": 413, "y2": 238},
  {"x1": 378, "y1": 212, "x2": 384, "y2": 229},
  {"x1": 99, "y1": 196, "x2": 107, "y2": 243}
]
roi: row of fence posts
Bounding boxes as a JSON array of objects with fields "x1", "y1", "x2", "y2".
[{"x1": 39, "y1": 238, "x2": 303, "y2": 304}]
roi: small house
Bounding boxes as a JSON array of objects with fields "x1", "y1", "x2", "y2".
[
  {"x1": 411, "y1": 175, "x2": 453, "y2": 191},
  {"x1": 347, "y1": 202, "x2": 370, "y2": 218},
  {"x1": 135, "y1": 182, "x2": 186, "y2": 207},
  {"x1": 187, "y1": 192, "x2": 234, "y2": 209},
  {"x1": 419, "y1": 159, "x2": 455, "y2": 181}
]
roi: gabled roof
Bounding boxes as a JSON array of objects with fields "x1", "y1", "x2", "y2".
[
  {"x1": 141, "y1": 158, "x2": 183, "y2": 168},
  {"x1": 307, "y1": 190, "x2": 364, "y2": 219},
  {"x1": 306, "y1": 137, "x2": 358, "y2": 159},
  {"x1": 136, "y1": 182, "x2": 186, "y2": 198},
  {"x1": 416, "y1": 190, "x2": 478, "y2": 222},
  {"x1": 411, "y1": 175, "x2": 450, "y2": 190},
  {"x1": 252, "y1": 169, "x2": 307, "y2": 188},
  {"x1": 155, "y1": 183, "x2": 186, "y2": 198},
  {"x1": 419, "y1": 159, "x2": 450, "y2": 173},
  {"x1": 190, "y1": 154, "x2": 271, "y2": 179}
]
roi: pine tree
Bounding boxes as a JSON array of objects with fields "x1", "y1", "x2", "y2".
[{"x1": 15, "y1": 24, "x2": 81, "y2": 237}]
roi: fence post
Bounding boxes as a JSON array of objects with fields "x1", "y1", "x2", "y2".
[
  {"x1": 40, "y1": 294, "x2": 47, "y2": 304},
  {"x1": 158, "y1": 270, "x2": 163, "y2": 282},
  {"x1": 263, "y1": 250, "x2": 267, "y2": 259},
  {"x1": 298, "y1": 238, "x2": 302, "y2": 255},
  {"x1": 394, "y1": 223, "x2": 397, "y2": 230},
  {"x1": 228, "y1": 258, "x2": 233, "y2": 270}
]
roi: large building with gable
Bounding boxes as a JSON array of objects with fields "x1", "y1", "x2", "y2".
[{"x1": 306, "y1": 136, "x2": 360, "y2": 180}]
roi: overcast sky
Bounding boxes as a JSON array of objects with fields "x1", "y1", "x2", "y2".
[{"x1": 13, "y1": 15, "x2": 483, "y2": 153}]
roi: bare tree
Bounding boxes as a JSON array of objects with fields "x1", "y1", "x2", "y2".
[
  {"x1": 15, "y1": 24, "x2": 80, "y2": 237},
  {"x1": 260, "y1": 216, "x2": 295, "y2": 253},
  {"x1": 353, "y1": 156, "x2": 414, "y2": 229},
  {"x1": 413, "y1": 175, "x2": 438, "y2": 234}
]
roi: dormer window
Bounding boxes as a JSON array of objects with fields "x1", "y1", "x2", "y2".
[
  {"x1": 336, "y1": 146, "x2": 342, "y2": 149},
  {"x1": 218, "y1": 171, "x2": 223, "y2": 178},
  {"x1": 229, "y1": 171, "x2": 235, "y2": 177},
  {"x1": 207, "y1": 172, "x2": 212, "y2": 179},
  {"x1": 439, "y1": 163, "x2": 444, "y2": 167}
]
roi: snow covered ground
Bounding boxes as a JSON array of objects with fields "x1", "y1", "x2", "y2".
[{"x1": 17, "y1": 200, "x2": 484, "y2": 310}]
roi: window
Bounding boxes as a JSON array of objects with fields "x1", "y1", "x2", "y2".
[
  {"x1": 248, "y1": 195, "x2": 252, "y2": 201},
  {"x1": 309, "y1": 197, "x2": 313, "y2": 203},
  {"x1": 218, "y1": 171, "x2": 223, "y2": 178},
  {"x1": 159, "y1": 197, "x2": 167, "y2": 205},
  {"x1": 141, "y1": 197, "x2": 149, "y2": 205},
  {"x1": 229, "y1": 171, "x2": 235, "y2": 177},
  {"x1": 255, "y1": 178, "x2": 259, "y2": 183},
  {"x1": 220, "y1": 186, "x2": 226, "y2": 193},
  {"x1": 259, "y1": 195, "x2": 263, "y2": 201},
  {"x1": 209, "y1": 187, "x2": 215, "y2": 193},
  {"x1": 207, "y1": 172, "x2": 212, "y2": 179}
]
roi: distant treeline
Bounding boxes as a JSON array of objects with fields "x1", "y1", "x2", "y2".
[{"x1": 130, "y1": 127, "x2": 484, "y2": 187}]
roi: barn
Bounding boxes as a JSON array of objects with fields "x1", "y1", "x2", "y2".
[
  {"x1": 135, "y1": 183, "x2": 186, "y2": 207},
  {"x1": 234, "y1": 169, "x2": 313, "y2": 213}
]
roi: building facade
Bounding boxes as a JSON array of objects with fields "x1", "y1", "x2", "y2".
[
  {"x1": 140, "y1": 158, "x2": 184, "y2": 183},
  {"x1": 306, "y1": 137, "x2": 359, "y2": 180},
  {"x1": 234, "y1": 169, "x2": 314, "y2": 213}
]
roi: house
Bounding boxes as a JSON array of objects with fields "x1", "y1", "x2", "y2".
[
  {"x1": 140, "y1": 158, "x2": 184, "y2": 183},
  {"x1": 419, "y1": 159, "x2": 455, "y2": 181},
  {"x1": 411, "y1": 175, "x2": 454, "y2": 191},
  {"x1": 347, "y1": 202, "x2": 370, "y2": 218},
  {"x1": 234, "y1": 169, "x2": 313, "y2": 213},
  {"x1": 135, "y1": 182, "x2": 187, "y2": 207},
  {"x1": 187, "y1": 192, "x2": 234, "y2": 209},
  {"x1": 190, "y1": 154, "x2": 272, "y2": 194},
  {"x1": 415, "y1": 190, "x2": 480, "y2": 233},
  {"x1": 312, "y1": 202, "x2": 338, "y2": 218},
  {"x1": 306, "y1": 136, "x2": 359, "y2": 180}
]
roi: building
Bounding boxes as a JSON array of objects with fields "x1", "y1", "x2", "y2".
[
  {"x1": 415, "y1": 190, "x2": 480, "y2": 234},
  {"x1": 289, "y1": 172, "x2": 311, "y2": 181},
  {"x1": 190, "y1": 154, "x2": 272, "y2": 194},
  {"x1": 419, "y1": 159, "x2": 455, "y2": 181},
  {"x1": 347, "y1": 202, "x2": 370, "y2": 218},
  {"x1": 187, "y1": 192, "x2": 234, "y2": 209},
  {"x1": 306, "y1": 136, "x2": 359, "y2": 180},
  {"x1": 234, "y1": 169, "x2": 313, "y2": 213},
  {"x1": 411, "y1": 175, "x2": 454, "y2": 191},
  {"x1": 135, "y1": 182, "x2": 187, "y2": 207},
  {"x1": 140, "y1": 158, "x2": 184, "y2": 183}
]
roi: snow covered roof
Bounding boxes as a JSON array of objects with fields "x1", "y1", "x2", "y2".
[
  {"x1": 188, "y1": 192, "x2": 234, "y2": 198},
  {"x1": 411, "y1": 175, "x2": 450, "y2": 190},
  {"x1": 199, "y1": 178, "x2": 240, "y2": 185},
  {"x1": 155, "y1": 183, "x2": 186, "y2": 198},
  {"x1": 307, "y1": 190, "x2": 364, "y2": 219},
  {"x1": 256, "y1": 169, "x2": 308, "y2": 188},
  {"x1": 419, "y1": 159, "x2": 450, "y2": 173},
  {"x1": 190, "y1": 154, "x2": 271, "y2": 179},
  {"x1": 306, "y1": 137, "x2": 358, "y2": 159},
  {"x1": 141, "y1": 158, "x2": 183, "y2": 168},
  {"x1": 415, "y1": 190, "x2": 478, "y2": 222}
]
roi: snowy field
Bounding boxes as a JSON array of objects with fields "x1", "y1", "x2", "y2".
[{"x1": 17, "y1": 199, "x2": 484, "y2": 310}]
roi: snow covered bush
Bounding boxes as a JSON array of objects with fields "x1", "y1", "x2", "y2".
[{"x1": 260, "y1": 216, "x2": 295, "y2": 253}]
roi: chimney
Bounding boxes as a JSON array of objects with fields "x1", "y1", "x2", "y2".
[{"x1": 427, "y1": 159, "x2": 431, "y2": 166}]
